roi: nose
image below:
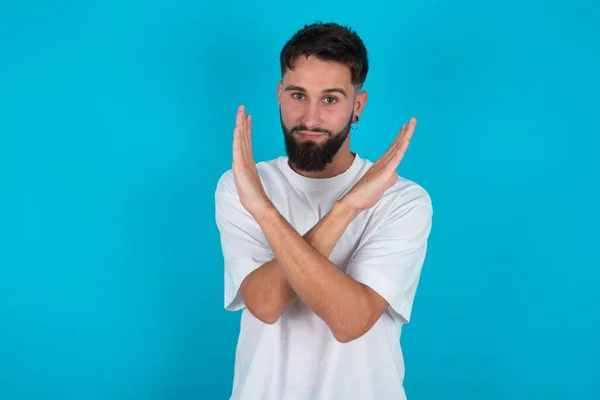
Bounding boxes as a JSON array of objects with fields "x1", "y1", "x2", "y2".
[{"x1": 301, "y1": 101, "x2": 322, "y2": 130}]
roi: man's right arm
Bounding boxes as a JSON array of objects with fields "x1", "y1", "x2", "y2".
[
  {"x1": 240, "y1": 212, "x2": 350, "y2": 324},
  {"x1": 215, "y1": 170, "x2": 353, "y2": 324}
]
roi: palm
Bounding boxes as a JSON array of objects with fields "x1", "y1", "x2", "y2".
[
  {"x1": 344, "y1": 118, "x2": 416, "y2": 211},
  {"x1": 232, "y1": 105, "x2": 270, "y2": 216}
]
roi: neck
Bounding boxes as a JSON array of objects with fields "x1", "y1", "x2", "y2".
[{"x1": 289, "y1": 141, "x2": 355, "y2": 179}]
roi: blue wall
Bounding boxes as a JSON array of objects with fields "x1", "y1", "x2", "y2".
[{"x1": 1, "y1": 0, "x2": 598, "y2": 398}]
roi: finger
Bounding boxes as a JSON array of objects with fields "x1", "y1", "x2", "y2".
[
  {"x1": 403, "y1": 117, "x2": 416, "y2": 138},
  {"x1": 232, "y1": 126, "x2": 242, "y2": 167},
  {"x1": 241, "y1": 106, "x2": 248, "y2": 139},
  {"x1": 237, "y1": 106, "x2": 250, "y2": 157},
  {"x1": 401, "y1": 118, "x2": 416, "y2": 144},
  {"x1": 247, "y1": 114, "x2": 252, "y2": 141},
  {"x1": 244, "y1": 114, "x2": 251, "y2": 142},
  {"x1": 395, "y1": 123, "x2": 408, "y2": 145},
  {"x1": 397, "y1": 118, "x2": 415, "y2": 141},
  {"x1": 385, "y1": 119, "x2": 415, "y2": 168},
  {"x1": 234, "y1": 106, "x2": 244, "y2": 151},
  {"x1": 392, "y1": 117, "x2": 416, "y2": 151},
  {"x1": 235, "y1": 107, "x2": 245, "y2": 164},
  {"x1": 388, "y1": 124, "x2": 408, "y2": 155},
  {"x1": 240, "y1": 114, "x2": 254, "y2": 164},
  {"x1": 379, "y1": 123, "x2": 406, "y2": 164},
  {"x1": 242, "y1": 114, "x2": 251, "y2": 155},
  {"x1": 378, "y1": 123, "x2": 405, "y2": 159},
  {"x1": 390, "y1": 134, "x2": 412, "y2": 167},
  {"x1": 236, "y1": 105, "x2": 245, "y2": 130},
  {"x1": 246, "y1": 115, "x2": 254, "y2": 159},
  {"x1": 378, "y1": 117, "x2": 416, "y2": 167}
]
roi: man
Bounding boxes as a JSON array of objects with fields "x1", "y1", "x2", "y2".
[{"x1": 215, "y1": 22, "x2": 433, "y2": 400}]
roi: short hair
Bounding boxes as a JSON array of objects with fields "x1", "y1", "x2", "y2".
[{"x1": 279, "y1": 22, "x2": 369, "y2": 87}]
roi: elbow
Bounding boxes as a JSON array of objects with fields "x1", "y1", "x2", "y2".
[
  {"x1": 257, "y1": 311, "x2": 280, "y2": 325},
  {"x1": 331, "y1": 306, "x2": 380, "y2": 343},
  {"x1": 332, "y1": 331, "x2": 355, "y2": 344},
  {"x1": 331, "y1": 319, "x2": 370, "y2": 344},
  {"x1": 247, "y1": 303, "x2": 283, "y2": 325},
  {"x1": 332, "y1": 287, "x2": 389, "y2": 343},
  {"x1": 332, "y1": 328, "x2": 364, "y2": 344}
]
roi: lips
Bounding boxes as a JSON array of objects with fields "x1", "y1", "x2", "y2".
[{"x1": 296, "y1": 131, "x2": 324, "y2": 138}]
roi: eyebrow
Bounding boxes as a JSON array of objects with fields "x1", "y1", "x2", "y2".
[{"x1": 284, "y1": 85, "x2": 348, "y2": 98}]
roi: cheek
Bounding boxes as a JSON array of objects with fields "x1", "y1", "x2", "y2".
[
  {"x1": 281, "y1": 97, "x2": 303, "y2": 110},
  {"x1": 280, "y1": 100, "x2": 303, "y2": 121},
  {"x1": 322, "y1": 106, "x2": 350, "y2": 126}
]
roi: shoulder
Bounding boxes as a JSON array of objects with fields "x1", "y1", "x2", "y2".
[
  {"x1": 359, "y1": 157, "x2": 431, "y2": 210},
  {"x1": 367, "y1": 175, "x2": 433, "y2": 238},
  {"x1": 361, "y1": 157, "x2": 432, "y2": 214},
  {"x1": 386, "y1": 176, "x2": 433, "y2": 214}
]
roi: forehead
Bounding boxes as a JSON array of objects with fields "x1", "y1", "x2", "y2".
[{"x1": 282, "y1": 55, "x2": 352, "y2": 90}]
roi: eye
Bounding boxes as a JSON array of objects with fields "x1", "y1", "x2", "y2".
[
  {"x1": 323, "y1": 96, "x2": 338, "y2": 104},
  {"x1": 292, "y1": 93, "x2": 305, "y2": 100}
]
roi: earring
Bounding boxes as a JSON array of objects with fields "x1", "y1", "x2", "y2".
[{"x1": 351, "y1": 115, "x2": 360, "y2": 130}]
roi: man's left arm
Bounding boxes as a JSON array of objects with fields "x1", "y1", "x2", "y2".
[{"x1": 253, "y1": 188, "x2": 433, "y2": 343}]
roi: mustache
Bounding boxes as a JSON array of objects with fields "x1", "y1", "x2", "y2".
[{"x1": 290, "y1": 125, "x2": 332, "y2": 136}]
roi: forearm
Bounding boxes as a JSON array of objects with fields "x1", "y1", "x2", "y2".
[
  {"x1": 241, "y1": 203, "x2": 358, "y2": 324},
  {"x1": 255, "y1": 200, "x2": 374, "y2": 342},
  {"x1": 240, "y1": 258, "x2": 295, "y2": 324}
]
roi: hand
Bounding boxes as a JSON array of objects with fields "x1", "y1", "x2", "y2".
[
  {"x1": 232, "y1": 105, "x2": 273, "y2": 217},
  {"x1": 341, "y1": 117, "x2": 416, "y2": 212}
]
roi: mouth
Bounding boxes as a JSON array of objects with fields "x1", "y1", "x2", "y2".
[{"x1": 295, "y1": 131, "x2": 326, "y2": 139}]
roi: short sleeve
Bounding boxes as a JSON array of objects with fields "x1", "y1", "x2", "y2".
[
  {"x1": 214, "y1": 170, "x2": 275, "y2": 311},
  {"x1": 346, "y1": 185, "x2": 433, "y2": 323}
]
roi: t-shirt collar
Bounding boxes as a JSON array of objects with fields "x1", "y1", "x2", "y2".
[{"x1": 278, "y1": 152, "x2": 364, "y2": 192}]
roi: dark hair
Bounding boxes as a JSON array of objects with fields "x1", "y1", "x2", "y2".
[{"x1": 279, "y1": 22, "x2": 369, "y2": 87}]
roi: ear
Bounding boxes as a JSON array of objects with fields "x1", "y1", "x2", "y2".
[
  {"x1": 277, "y1": 80, "x2": 283, "y2": 105},
  {"x1": 354, "y1": 90, "x2": 368, "y2": 118}
]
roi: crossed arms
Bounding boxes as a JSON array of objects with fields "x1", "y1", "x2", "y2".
[
  {"x1": 217, "y1": 106, "x2": 431, "y2": 343},
  {"x1": 215, "y1": 171, "x2": 432, "y2": 344},
  {"x1": 240, "y1": 198, "x2": 387, "y2": 343}
]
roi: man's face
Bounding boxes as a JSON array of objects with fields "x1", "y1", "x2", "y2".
[{"x1": 277, "y1": 56, "x2": 360, "y2": 172}]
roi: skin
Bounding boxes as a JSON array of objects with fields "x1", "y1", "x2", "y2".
[
  {"x1": 232, "y1": 55, "x2": 417, "y2": 343},
  {"x1": 277, "y1": 56, "x2": 367, "y2": 178}
]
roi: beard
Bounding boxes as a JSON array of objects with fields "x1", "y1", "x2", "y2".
[{"x1": 280, "y1": 112, "x2": 353, "y2": 172}]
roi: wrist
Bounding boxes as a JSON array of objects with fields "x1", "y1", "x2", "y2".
[
  {"x1": 333, "y1": 197, "x2": 362, "y2": 221},
  {"x1": 251, "y1": 198, "x2": 278, "y2": 221}
]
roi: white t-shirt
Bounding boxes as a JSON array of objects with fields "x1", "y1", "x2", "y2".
[{"x1": 214, "y1": 153, "x2": 433, "y2": 400}]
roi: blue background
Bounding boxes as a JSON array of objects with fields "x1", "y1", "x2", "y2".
[{"x1": 1, "y1": 0, "x2": 599, "y2": 399}]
